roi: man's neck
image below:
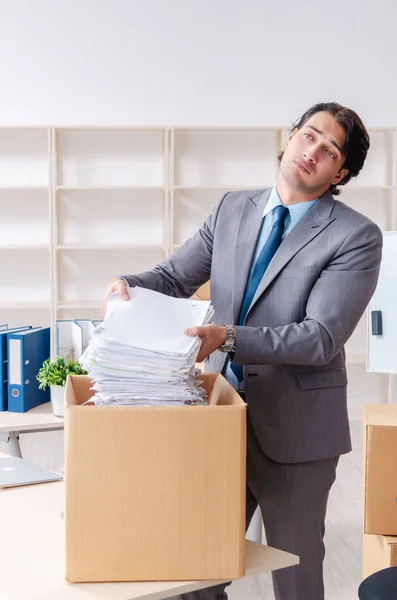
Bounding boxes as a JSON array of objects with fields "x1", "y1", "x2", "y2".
[{"x1": 276, "y1": 174, "x2": 323, "y2": 206}]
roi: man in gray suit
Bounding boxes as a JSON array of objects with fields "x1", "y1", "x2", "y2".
[{"x1": 103, "y1": 102, "x2": 382, "y2": 600}]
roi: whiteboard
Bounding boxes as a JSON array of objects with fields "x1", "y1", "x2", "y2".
[{"x1": 367, "y1": 232, "x2": 397, "y2": 373}]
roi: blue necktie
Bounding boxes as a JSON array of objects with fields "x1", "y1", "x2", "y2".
[{"x1": 231, "y1": 205, "x2": 289, "y2": 382}]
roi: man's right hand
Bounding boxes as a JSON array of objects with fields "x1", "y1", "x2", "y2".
[{"x1": 102, "y1": 277, "x2": 130, "y2": 317}]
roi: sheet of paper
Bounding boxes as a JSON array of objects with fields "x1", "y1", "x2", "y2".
[
  {"x1": 103, "y1": 286, "x2": 213, "y2": 354},
  {"x1": 81, "y1": 286, "x2": 214, "y2": 406}
]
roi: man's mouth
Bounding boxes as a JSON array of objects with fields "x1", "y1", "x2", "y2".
[{"x1": 294, "y1": 160, "x2": 311, "y2": 174}]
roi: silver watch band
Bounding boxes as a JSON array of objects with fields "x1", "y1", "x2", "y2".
[{"x1": 219, "y1": 325, "x2": 236, "y2": 352}]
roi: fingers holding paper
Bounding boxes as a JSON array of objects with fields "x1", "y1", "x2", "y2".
[
  {"x1": 185, "y1": 324, "x2": 227, "y2": 363},
  {"x1": 102, "y1": 277, "x2": 130, "y2": 317}
]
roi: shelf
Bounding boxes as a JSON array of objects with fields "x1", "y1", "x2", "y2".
[
  {"x1": 0, "y1": 245, "x2": 50, "y2": 250},
  {"x1": 174, "y1": 128, "x2": 279, "y2": 189},
  {"x1": 57, "y1": 247, "x2": 164, "y2": 305},
  {"x1": 173, "y1": 185, "x2": 271, "y2": 191},
  {"x1": 57, "y1": 128, "x2": 165, "y2": 188},
  {"x1": 0, "y1": 185, "x2": 49, "y2": 191},
  {"x1": 56, "y1": 185, "x2": 164, "y2": 191},
  {"x1": 0, "y1": 129, "x2": 49, "y2": 189},
  {"x1": 0, "y1": 302, "x2": 50, "y2": 309},
  {"x1": 173, "y1": 125, "x2": 393, "y2": 132},
  {"x1": 57, "y1": 187, "x2": 165, "y2": 247},
  {"x1": 57, "y1": 302, "x2": 101, "y2": 309},
  {"x1": 173, "y1": 126, "x2": 284, "y2": 131},
  {"x1": 54, "y1": 126, "x2": 165, "y2": 131},
  {"x1": 173, "y1": 184, "x2": 396, "y2": 192},
  {"x1": 56, "y1": 245, "x2": 165, "y2": 251}
]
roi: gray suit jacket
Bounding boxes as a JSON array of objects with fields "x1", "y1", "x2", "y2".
[{"x1": 123, "y1": 189, "x2": 383, "y2": 463}]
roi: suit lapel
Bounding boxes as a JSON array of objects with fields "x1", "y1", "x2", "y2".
[
  {"x1": 232, "y1": 189, "x2": 271, "y2": 324},
  {"x1": 245, "y1": 191, "x2": 337, "y2": 321}
]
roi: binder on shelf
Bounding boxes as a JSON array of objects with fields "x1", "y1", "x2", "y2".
[
  {"x1": 56, "y1": 320, "x2": 83, "y2": 359},
  {"x1": 0, "y1": 326, "x2": 32, "y2": 411},
  {"x1": 74, "y1": 320, "x2": 96, "y2": 352},
  {"x1": 7, "y1": 327, "x2": 50, "y2": 413},
  {"x1": 0, "y1": 325, "x2": 7, "y2": 331}
]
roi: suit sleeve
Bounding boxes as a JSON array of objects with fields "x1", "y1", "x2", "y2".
[
  {"x1": 232, "y1": 221, "x2": 383, "y2": 366},
  {"x1": 121, "y1": 193, "x2": 229, "y2": 298}
]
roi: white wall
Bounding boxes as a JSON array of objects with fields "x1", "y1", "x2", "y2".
[
  {"x1": 0, "y1": 0, "x2": 391, "y2": 464},
  {"x1": 0, "y1": 0, "x2": 396, "y2": 127}
]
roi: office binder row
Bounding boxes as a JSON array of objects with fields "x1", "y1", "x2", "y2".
[
  {"x1": 56, "y1": 319, "x2": 102, "y2": 360},
  {"x1": 0, "y1": 325, "x2": 51, "y2": 413},
  {"x1": 0, "y1": 319, "x2": 103, "y2": 413}
]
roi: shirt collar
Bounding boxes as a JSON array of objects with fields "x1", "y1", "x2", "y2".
[{"x1": 263, "y1": 186, "x2": 318, "y2": 228}]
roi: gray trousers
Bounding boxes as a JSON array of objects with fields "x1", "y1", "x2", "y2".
[{"x1": 179, "y1": 416, "x2": 339, "y2": 600}]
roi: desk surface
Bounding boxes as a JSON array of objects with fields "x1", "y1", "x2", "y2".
[
  {"x1": 0, "y1": 470, "x2": 298, "y2": 600},
  {"x1": 0, "y1": 402, "x2": 64, "y2": 433}
]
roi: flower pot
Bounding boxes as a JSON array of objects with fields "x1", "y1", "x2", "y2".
[{"x1": 50, "y1": 385, "x2": 65, "y2": 418}]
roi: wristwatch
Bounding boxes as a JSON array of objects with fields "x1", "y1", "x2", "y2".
[{"x1": 218, "y1": 325, "x2": 236, "y2": 353}]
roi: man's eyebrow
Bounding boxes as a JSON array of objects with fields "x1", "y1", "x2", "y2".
[{"x1": 306, "y1": 125, "x2": 344, "y2": 155}]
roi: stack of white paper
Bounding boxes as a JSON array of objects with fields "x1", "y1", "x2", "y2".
[{"x1": 80, "y1": 286, "x2": 214, "y2": 406}]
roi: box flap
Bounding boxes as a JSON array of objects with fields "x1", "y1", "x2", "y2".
[
  {"x1": 385, "y1": 536, "x2": 397, "y2": 546},
  {"x1": 207, "y1": 373, "x2": 245, "y2": 407},
  {"x1": 363, "y1": 403, "x2": 397, "y2": 425},
  {"x1": 367, "y1": 414, "x2": 397, "y2": 427},
  {"x1": 65, "y1": 374, "x2": 95, "y2": 407}
]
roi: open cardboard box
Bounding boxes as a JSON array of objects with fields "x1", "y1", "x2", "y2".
[{"x1": 64, "y1": 373, "x2": 246, "y2": 583}]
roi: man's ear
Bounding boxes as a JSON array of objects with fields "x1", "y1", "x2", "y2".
[
  {"x1": 332, "y1": 168, "x2": 349, "y2": 185},
  {"x1": 285, "y1": 128, "x2": 298, "y2": 148}
]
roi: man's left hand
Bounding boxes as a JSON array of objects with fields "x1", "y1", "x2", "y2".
[{"x1": 184, "y1": 324, "x2": 227, "y2": 363}]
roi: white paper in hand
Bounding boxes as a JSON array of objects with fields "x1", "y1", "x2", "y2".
[
  {"x1": 81, "y1": 286, "x2": 214, "y2": 406},
  {"x1": 104, "y1": 287, "x2": 213, "y2": 354}
]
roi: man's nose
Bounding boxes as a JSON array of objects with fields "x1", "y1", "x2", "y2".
[{"x1": 303, "y1": 146, "x2": 319, "y2": 163}]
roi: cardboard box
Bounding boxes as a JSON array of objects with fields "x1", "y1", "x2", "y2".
[
  {"x1": 190, "y1": 280, "x2": 211, "y2": 301},
  {"x1": 363, "y1": 404, "x2": 397, "y2": 535},
  {"x1": 65, "y1": 373, "x2": 246, "y2": 583},
  {"x1": 362, "y1": 533, "x2": 397, "y2": 580}
]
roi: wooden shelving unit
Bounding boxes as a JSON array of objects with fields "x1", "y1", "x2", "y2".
[{"x1": 0, "y1": 124, "x2": 394, "y2": 406}]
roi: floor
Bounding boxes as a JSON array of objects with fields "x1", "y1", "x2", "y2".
[{"x1": 0, "y1": 419, "x2": 364, "y2": 600}]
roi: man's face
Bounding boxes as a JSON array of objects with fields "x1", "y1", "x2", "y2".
[{"x1": 279, "y1": 111, "x2": 349, "y2": 196}]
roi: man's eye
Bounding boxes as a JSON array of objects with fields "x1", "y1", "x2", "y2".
[
  {"x1": 327, "y1": 149, "x2": 335, "y2": 159},
  {"x1": 303, "y1": 132, "x2": 312, "y2": 140}
]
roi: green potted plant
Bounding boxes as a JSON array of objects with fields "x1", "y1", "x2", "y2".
[{"x1": 37, "y1": 355, "x2": 88, "y2": 417}]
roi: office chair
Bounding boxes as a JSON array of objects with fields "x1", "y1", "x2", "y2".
[{"x1": 358, "y1": 566, "x2": 397, "y2": 599}]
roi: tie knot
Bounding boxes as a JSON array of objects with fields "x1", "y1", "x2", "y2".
[{"x1": 274, "y1": 205, "x2": 289, "y2": 222}]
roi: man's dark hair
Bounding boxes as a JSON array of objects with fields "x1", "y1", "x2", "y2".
[{"x1": 278, "y1": 102, "x2": 370, "y2": 196}]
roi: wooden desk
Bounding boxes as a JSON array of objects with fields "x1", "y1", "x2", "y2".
[
  {"x1": 0, "y1": 470, "x2": 298, "y2": 600},
  {"x1": 0, "y1": 402, "x2": 63, "y2": 457}
]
